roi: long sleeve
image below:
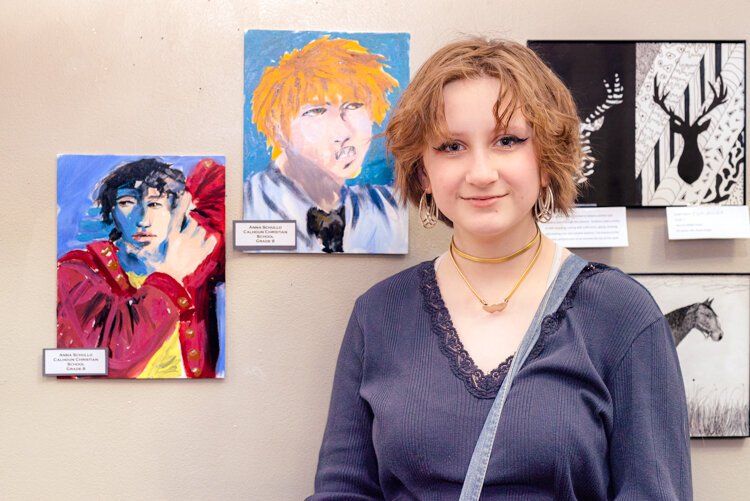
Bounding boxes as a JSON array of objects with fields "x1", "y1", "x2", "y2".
[
  {"x1": 184, "y1": 158, "x2": 226, "y2": 284},
  {"x1": 57, "y1": 255, "x2": 193, "y2": 378},
  {"x1": 309, "y1": 304, "x2": 383, "y2": 500},
  {"x1": 608, "y1": 316, "x2": 693, "y2": 500}
]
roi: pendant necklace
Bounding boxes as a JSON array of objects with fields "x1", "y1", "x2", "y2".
[{"x1": 448, "y1": 230, "x2": 543, "y2": 313}]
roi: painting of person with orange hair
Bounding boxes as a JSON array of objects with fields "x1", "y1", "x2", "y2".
[{"x1": 243, "y1": 30, "x2": 409, "y2": 253}]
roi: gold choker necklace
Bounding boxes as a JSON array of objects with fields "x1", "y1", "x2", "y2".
[
  {"x1": 448, "y1": 232, "x2": 543, "y2": 313},
  {"x1": 451, "y1": 226, "x2": 540, "y2": 264}
]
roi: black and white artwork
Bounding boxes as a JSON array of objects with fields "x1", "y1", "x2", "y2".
[
  {"x1": 529, "y1": 41, "x2": 746, "y2": 207},
  {"x1": 632, "y1": 274, "x2": 750, "y2": 438}
]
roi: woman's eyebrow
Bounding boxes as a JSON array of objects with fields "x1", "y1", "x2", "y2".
[{"x1": 494, "y1": 122, "x2": 532, "y2": 135}]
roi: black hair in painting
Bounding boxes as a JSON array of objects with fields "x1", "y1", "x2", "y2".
[{"x1": 95, "y1": 158, "x2": 186, "y2": 241}]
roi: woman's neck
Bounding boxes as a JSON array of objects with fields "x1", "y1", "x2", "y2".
[{"x1": 451, "y1": 219, "x2": 539, "y2": 260}]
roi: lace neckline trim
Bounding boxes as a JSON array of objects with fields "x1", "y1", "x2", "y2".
[{"x1": 418, "y1": 260, "x2": 607, "y2": 399}]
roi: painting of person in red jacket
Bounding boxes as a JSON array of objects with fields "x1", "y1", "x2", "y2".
[{"x1": 57, "y1": 156, "x2": 225, "y2": 378}]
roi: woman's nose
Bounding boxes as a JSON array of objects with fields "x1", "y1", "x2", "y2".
[{"x1": 465, "y1": 150, "x2": 498, "y2": 186}]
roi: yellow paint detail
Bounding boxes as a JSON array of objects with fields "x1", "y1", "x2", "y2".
[{"x1": 126, "y1": 272, "x2": 185, "y2": 379}]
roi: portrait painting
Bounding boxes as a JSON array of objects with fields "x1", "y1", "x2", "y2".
[
  {"x1": 57, "y1": 155, "x2": 226, "y2": 379},
  {"x1": 243, "y1": 30, "x2": 409, "y2": 253},
  {"x1": 632, "y1": 274, "x2": 750, "y2": 437},
  {"x1": 529, "y1": 41, "x2": 746, "y2": 207}
]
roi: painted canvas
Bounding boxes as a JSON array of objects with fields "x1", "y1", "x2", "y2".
[
  {"x1": 57, "y1": 155, "x2": 226, "y2": 379},
  {"x1": 528, "y1": 41, "x2": 746, "y2": 207},
  {"x1": 243, "y1": 30, "x2": 409, "y2": 253},
  {"x1": 632, "y1": 274, "x2": 750, "y2": 437}
]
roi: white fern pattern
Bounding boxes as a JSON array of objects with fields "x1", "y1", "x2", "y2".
[{"x1": 577, "y1": 73, "x2": 625, "y2": 183}]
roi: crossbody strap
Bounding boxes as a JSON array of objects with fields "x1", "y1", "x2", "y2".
[{"x1": 459, "y1": 254, "x2": 588, "y2": 501}]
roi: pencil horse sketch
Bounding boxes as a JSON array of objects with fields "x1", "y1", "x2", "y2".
[{"x1": 666, "y1": 298, "x2": 724, "y2": 346}]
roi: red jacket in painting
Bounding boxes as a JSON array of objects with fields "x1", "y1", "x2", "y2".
[{"x1": 56, "y1": 159, "x2": 225, "y2": 378}]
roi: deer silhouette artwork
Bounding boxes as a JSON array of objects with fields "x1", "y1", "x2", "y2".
[
  {"x1": 665, "y1": 298, "x2": 724, "y2": 346},
  {"x1": 653, "y1": 75, "x2": 728, "y2": 185}
]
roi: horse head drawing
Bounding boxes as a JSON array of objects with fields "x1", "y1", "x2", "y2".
[{"x1": 665, "y1": 298, "x2": 724, "y2": 346}]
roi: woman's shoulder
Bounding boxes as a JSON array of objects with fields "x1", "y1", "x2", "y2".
[
  {"x1": 343, "y1": 261, "x2": 433, "y2": 341},
  {"x1": 558, "y1": 261, "x2": 669, "y2": 372},
  {"x1": 571, "y1": 262, "x2": 664, "y2": 327},
  {"x1": 357, "y1": 260, "x2": 434, "y2": 302},
  {"x1": 354, "y1": 261, "x2": 434, "y2": 314}
]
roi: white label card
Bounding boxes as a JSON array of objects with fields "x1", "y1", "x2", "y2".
[
  {"x1": 666, "y1": 206, "x2": 750, "y2": 240},
  {"x1": 44, "y1": 349, "x2": 108, "y2": 376},
  {"x1": 234, "y1": 220, "x2": 297, "y2": 250},
  {"x1": 539, "y1": 207, "x2": 629, "y2": 248}
]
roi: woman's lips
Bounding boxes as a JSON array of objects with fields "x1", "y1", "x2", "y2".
[
  {"x1": 462, "y1": 194, "x2": 505, "y2": 208},
  {"x1": 133, "y1": 233, "x2": 156, "y2": 241}
]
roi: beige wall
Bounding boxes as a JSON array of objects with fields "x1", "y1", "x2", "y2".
[{"x1": 1, "y1": 0, "x2": 748, "y2": 499}]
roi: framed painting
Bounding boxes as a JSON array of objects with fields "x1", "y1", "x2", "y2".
[
  {"x1": 632, "y1": 273, "x2": 750, "y2": 437},
  {"x1": 243, "y1": 30, "x2": 410, "y2": 254},
  {"x1": 529, "y1": 41, "x2": 746, "y2": 207},
  {"x1": 57, "y1": 155, "x2": 226, "y2": 379}
]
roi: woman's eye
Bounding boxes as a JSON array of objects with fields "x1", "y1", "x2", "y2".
[
  {"x1": 116, "y1": 199, "x2": 135, "y2": 207},
  {"x1": 496, "y1": 135, "x2": 528, "y2": 148},
  {"x1": 302, "y1": 107, "x2": 327, "y2": 117},
  {"x1": 147, "y1": 202, "x2": 163, "y2": 208},
  {"x1": 434, "y1": 141, "x2": 465, "y2": 153},
  {"x1": 342, "y1": 102, "x2": 364, "y2": 111}
]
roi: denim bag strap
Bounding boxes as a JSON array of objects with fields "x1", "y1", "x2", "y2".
[{"x1": 459, "y1": 254, "x2": 588, "y2": 501}]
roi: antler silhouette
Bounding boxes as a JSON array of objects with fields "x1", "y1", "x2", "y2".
[
  {"x1": 651, "y1": 74, "x2": 729, "y2": 185},
  {"x1": 652, "y1": 75, "x2": 684, "y2": 127},
  {"x1": 696, "y1": 76, "x2": 728, "y2": 126}
]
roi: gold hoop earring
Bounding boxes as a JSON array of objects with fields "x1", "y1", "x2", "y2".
[
  {"x1": 534, "y1": 186, "x2": 554, "y2": 223},
  {"x1": 419, "y1": 191, "x2": 438, "y2": 229}
]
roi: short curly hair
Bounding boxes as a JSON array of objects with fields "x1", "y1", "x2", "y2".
[{"x1": 385, "y1": 38, "x2": 584, "y2": 223}]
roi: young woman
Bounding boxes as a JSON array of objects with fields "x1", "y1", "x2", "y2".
[{"x1": 310, "y1": 39, "x2": 691, "y2": 499}]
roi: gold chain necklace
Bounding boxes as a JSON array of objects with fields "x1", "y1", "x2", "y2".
[
  {"x1": 448, "y1": 233, "x2": 543, "y2": 313},
  {"x1": 451, "y1": 226, "x2": 540, "y2": 263}
]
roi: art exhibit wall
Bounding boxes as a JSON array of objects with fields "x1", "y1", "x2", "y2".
[{"x1": 1, "y1": 0, "x2": 749, "y2": 499}]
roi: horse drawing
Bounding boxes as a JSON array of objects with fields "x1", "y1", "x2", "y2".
[{"x1": 665, "y1": 298, "x2": 724, "y2": 346}]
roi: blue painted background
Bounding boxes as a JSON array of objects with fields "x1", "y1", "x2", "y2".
[{"x1": 243, "y1": 30, "x2": 410, "y2": 186}]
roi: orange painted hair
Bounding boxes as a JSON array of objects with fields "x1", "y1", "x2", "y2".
[{"x1": 252, "y1": 36, "x2": 400, "y2": 159}]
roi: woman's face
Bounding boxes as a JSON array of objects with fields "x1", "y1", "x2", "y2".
[{"x1": 421, "y1": 77, "x2": 542, "y2": 242}]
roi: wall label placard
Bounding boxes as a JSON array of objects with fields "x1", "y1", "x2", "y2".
[
  {"x1": 234, "y1": 220, "x2": 297, "y2": 251},
  {"x1": 666, "y1": 206, "x2": 750, "y2": 240},
  {"x1": 540, "y1": 207, "x2": 629, "y2": 248},
  {"x1": 43, "y1": 348, "x2": 108, "y2": 376}
]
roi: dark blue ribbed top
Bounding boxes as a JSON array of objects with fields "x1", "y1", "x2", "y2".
[{"x1": 310, "y1": 261, "x2": 692, "y2": 500}]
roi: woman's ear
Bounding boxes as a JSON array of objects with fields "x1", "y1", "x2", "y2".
[
  {"x1": 539, "y1": 167, "x2": 550, "y2": 189},
  {"x1": 418, "y1": 164, "x2": 431, "y2": 193}
]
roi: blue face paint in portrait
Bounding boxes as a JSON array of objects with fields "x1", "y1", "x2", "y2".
[{"x1": 113, "y1": 186, "x2": 175, "y2": 272}]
